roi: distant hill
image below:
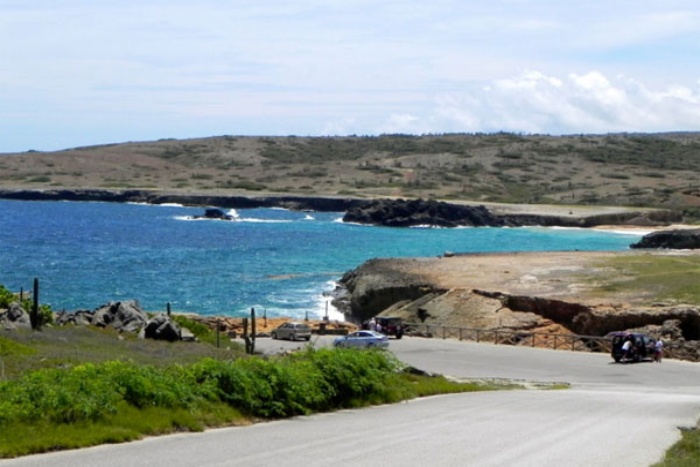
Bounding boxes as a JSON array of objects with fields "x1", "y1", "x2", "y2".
[{"x1": 2, "y1": 132, "x2": 700, "y2": 213}]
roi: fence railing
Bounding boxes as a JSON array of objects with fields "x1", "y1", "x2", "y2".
[{"x1": 402, "y1": 322, "x2": 689, "y2": 360}]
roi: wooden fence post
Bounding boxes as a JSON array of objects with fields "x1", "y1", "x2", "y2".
[
  {"x1": 243, "y1": 318, "x2": 250, "y2": 354},
  {"x1": 31, "y1": 278, "x2": 40, "y2": 331},
  {"x1": 250, "y1": 308, "x2": 256, "y2": 354}
]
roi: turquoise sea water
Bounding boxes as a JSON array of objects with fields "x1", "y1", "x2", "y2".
[{"x1": 0, "y1": 200, "x2": 643, "y2": 320}]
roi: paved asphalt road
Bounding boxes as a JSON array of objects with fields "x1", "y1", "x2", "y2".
[{"x1": 3, "y1": 336, "x2": 700, "y2": 467}]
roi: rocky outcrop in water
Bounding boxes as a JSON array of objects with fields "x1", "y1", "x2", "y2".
[
  {"x1": 0, "y1": 189, "x2": 682, "y2": 227},
  {"x1": 631, "y1": 228, "x2": 700, "y2": 249},
  {"x1": 191, "y1": 208, "x2": 236, "y2": 220}
]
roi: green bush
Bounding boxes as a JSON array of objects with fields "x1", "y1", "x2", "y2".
[
  {"x1": 0, "y1": 364, "x2": 120, "y2": 424},
  {"x1": 0, "y1": 284, "x2": 15, "y2": 308},
  {"x1": 171, "y1": 315, "x2": 216, "y2": 344},
  {"x1": 0, "y1": 284, "x2": 53, "y2": 326},
  {"x1": 0, "y1": 346, "x2": 514, "y2": 457},
  {"x1": 0, "y1": 348, "x2": 403, "y2": 429}
]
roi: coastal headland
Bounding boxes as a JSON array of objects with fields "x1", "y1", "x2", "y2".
[
  {"x1": 2, "y1": 187, "x2": 699, "y2": 357},
  {"x1": 333, "y1": 249, "x2": 700, "y2": 356}
]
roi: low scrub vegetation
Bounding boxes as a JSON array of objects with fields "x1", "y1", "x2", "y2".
[
  {"x1": 655, "y1": 426, "x2": 700, "y2": 466},
  {"x1": 0, "y1": 345, "x2": 510, "y2": 458},
  {"x1": 589, "y1": 255, "x2": 700, "y2": 305}
]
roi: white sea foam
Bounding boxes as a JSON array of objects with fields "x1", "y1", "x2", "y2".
[
  {"x1": 547, "y1": 225, "x2": 647, "y2": 236},
  {"x1": 314, "y1": 283, "x2": 345, "y2": 322}
]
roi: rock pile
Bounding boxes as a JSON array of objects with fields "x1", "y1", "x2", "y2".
[{"x1": 54, "y1": 300, "x2": 193, "y2": 341}]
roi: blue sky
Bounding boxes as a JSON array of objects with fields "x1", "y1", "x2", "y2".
[{"x1": 2, "y1": 0, "x2": 700, "y2": 152}]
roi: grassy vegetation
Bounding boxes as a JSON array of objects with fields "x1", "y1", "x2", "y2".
[
  {"x1": 654, "y1": 426, "x2": 700, "y2": 466},
  {"x1": 588, "y1": 254, "x2": 700, "y2": 305},
  {"x1": 0, "y1": 321, "x2": 521, "y2": 458},
  {"x1": 0, "y1": 325, "x2": 242, "y2": 379}
]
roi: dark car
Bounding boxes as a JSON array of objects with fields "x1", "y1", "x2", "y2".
[
  {"x1": 376, "y1": 316, "x2": 404, "y2": 339},
  {"x1": 608, "y1": 331, "x2": 656, "y2": 363}
]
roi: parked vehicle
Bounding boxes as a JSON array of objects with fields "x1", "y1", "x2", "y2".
[
  {"x1": 608, "y1": 331, "x2": 655, "y2": 363},
  {"x1": 376, "y1": 316, "x2": 404, "y2": 339},
  {"x1": 271, "y1": 322, "x2": 312, "y2": 341},
  {"x1": 333, "y1": 330, "x2": 389, "y2": 349}
]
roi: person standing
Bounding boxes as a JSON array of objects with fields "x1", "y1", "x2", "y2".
[
  {"x1": 369, "y1": 318, "x2": 377, "y2": 332},
  {"x1": 621, "y1": 337, "x2": 633, "y2": 363},
  {"x1": 654, "y1": 338, "x2": 664, "y2": 363}
]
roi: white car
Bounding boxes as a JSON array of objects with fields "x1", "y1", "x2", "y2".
[
  {"x1": 333, "y1": 330, "x2": 389, "y2": 349},
  {"x1": 271, "y1": 322, "x2": 312, "y2": 341}
]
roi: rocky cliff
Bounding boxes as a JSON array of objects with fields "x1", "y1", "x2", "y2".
[
  {"x1": 631, "y1": 228, "x2": 700, "y2": 249},
  {"x1": 0, "y1": 188, "x2": 366, "y2": 212},
  {"x1": 343, "y1": 198, "x2": 682, "y2": 228},
  {"x1": 332, "y1": 252, "x2": 700, "y2": 359}
]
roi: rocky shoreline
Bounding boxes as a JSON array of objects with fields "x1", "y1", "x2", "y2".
[
  {"x1": 331, "y1": 251, "x2": 700, "y2": 361},
  {"x1": 0, "y1": 188, "x2": 684, "y2": 228},
  {"x1": 6, "y1": 188, "x2": 700, "y2": 359}
]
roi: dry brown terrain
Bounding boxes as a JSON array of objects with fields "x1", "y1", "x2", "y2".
[
  {"x1": 2, "y1": 133, "x2": 700, "y2": 213},
  {"x1": 342, "y1": 248, "x2": 700, "y2": 345}
]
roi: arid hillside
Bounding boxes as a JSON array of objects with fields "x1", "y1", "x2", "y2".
[{"x1": 2, "y1": 132, "x2": 700, "y2": 212}]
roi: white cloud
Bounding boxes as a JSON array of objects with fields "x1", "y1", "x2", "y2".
[
  {"x1": 2, "y1": 1, "x2": 700, "y2": 151},
  {"x1": 375, "y1": 71, "x2": 700, "y2": 135}
]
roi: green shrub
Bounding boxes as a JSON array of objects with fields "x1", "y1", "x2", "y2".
[
  {"x1": 0, "y1": 346, "x2": 517, "y2": 457},
  {"x1": 171, "y1": 315, "x2": 216, "y2": 344},
  {"x1": 0, "y1": 364, "x2": 120, "y2": 424},
  {"x1": 0, "y1": 284, "x2": 19, "y2": 308},
  {"x1": 0, "y1": 284, "x2": 53, "y2": 326}
]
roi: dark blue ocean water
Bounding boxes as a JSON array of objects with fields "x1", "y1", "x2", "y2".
[{"x1": 0, "y1": 200, "x2": 642, "y2": 319}]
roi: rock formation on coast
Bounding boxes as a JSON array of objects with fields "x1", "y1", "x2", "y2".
[
  {"x1": 631, "y1": 228, "x2": 700, "y2": 249},
  {"x1": 0, "y1": 188, "x2": 684, "y2": 228},
  {"x1": 343, "y1": 198, "x2": 682, "y2": 228},
  {"x1": 332, "y1": 250, "x2": 700, "y2": 360}
]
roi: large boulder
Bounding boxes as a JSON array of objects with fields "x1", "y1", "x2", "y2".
[
  {"x1": 54, "y1": 309, "x2": 94, "y2": 326},
  {"x1": 0, "y1": 302, "x2": 31, "y2": 329},
  {"x1": 92, "y1": 300, "x2": 148, "y2": 332},
  {"x1": 143, "y1": 313, "x2": 182, "y2": 342},
  {"x1": 191, "y1": 208, "x2": 235, "y2": 221},
  {"x1": 630, "y1": 229, "x2": 700, "y2": 249}
]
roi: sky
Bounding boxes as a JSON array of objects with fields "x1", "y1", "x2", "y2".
[{"x1": 2, "y1": 1, "x2": 700, "y2": 153}]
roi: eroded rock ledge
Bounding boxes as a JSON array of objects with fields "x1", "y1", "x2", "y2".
[{"x1": 332, "y1": 252, "x2": 700, "y2": 359}]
